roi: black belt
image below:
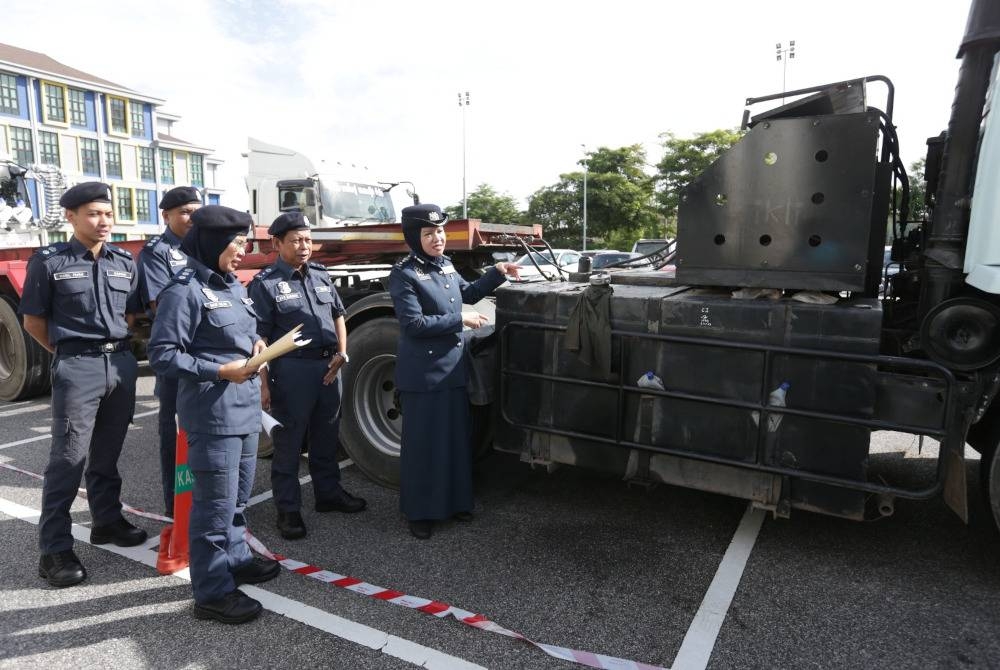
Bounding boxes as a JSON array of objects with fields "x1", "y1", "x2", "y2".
[
  {"x1": 57, "y1": 340, "x2": 131, "y2": 356},
  {"x1": 284, "y1": 346, "x2": 334, "y2": 360}
]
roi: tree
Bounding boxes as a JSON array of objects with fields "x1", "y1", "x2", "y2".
[
  {"x1": 526, "y1": 145, "x2": 663, "y2": 249},
  {"x1": 906, "y1": 158, "x2": 928, "y2": 222},
  {"x1": 654, "y1": 129, "x2": 745, "y2": 229},
  {"x1": 445, "y1": 183, "x2": 523, "y2": 224}
]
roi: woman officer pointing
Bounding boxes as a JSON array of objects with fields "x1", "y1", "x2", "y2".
[{"x1": 388, "y1": 204, "x2": 519, "y2": 539}]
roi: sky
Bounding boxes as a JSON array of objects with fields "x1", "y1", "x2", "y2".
[{"x1": 4, "y1": 0, "x2": 975, "y2": 213}]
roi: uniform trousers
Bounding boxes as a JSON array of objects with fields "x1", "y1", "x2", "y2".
[
  {"x1": 399, "y1": 387, "x2": 473, "y2": 522},
  {"x1": 39, "y1": 350, "x2": 137, "y2": 553},
  {"x1": 154, "y1": 374, "x2": 178, "y2": 515},
  {"x1": 187, "y1": 432, "x2": 257, "y2": 604},
  {"x1": 269, "y1": 357, "x2": 343, "y2": 511}
]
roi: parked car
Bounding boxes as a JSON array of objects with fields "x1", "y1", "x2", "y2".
[
  {"x1": 590, "y1": 251, "x2": 641, "y2": 269},
  {"x1": 631, "y1": 238, "x2": 675, "y2": 257},
  {"x1": 512, "y1": 248, "x2": 581, "y2": 281}
]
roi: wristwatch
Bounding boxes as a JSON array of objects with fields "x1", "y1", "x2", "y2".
[{"x1": 335, "y1": 351, "x2": 350, "y2": 364}]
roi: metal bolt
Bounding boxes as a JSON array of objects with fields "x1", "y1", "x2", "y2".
[
  {"x1": 854, "y1": 264, "x2": 863, "y2": 271},
  {"x1": 763, "y1": 122, "x2": 770, "y2": 129}
]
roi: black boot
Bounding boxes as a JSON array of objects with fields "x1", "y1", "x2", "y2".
[
  {"x1": 276, "y1": 511, "x2": 307, "y2": 539},
  {"x1": 408, "y1": 520, "x2": 433, "y2": 540},
  {"x1": 193, "y1": 589, "x2": 263, "y2": 624},
  {"x1": 90, "y1": 518, "x2": 148, "y2": 547},
  {"x1": 233, "y1": 557, "x2": 281, "y2": 585},
  {"x1": 39, "y1": 550, "x2": 86, "y2": 587}
]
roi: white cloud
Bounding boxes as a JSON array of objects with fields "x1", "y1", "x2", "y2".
[{"x1": 5, "y1": 0, "x2": 973, "y2": 212}]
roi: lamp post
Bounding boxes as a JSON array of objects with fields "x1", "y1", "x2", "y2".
[
  {"x1": 581, "y1": 143, "x2": 588, "y2": 252},
  {"x1": 458, "y1": 91, "x2": 470, "y2": 219},
  {"x1": 775, "y1": 40, "x2": 796, "y2": 101}
]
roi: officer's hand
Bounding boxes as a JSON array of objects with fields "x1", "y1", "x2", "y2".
[
  {"x1": 260, "y1": 381, "x2": 271, "y2": 410},
  {"x1": 218, "y1": 359, "x2": 261, "y2": 384},
  {"x1": 323, "y1": 356, "x2": 344, "y2": 385},
  {"x1": 462, "y1": 313, "x2": 490, "y2": 329},
  {"x1": 252, "y1": 340, "x2": 267, "y2": 357},
  {"x1": 495, "y1": 261, "x2": 521, "y2": 280}
]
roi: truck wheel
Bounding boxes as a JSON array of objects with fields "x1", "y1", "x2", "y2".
[
  {"x1": 0, "y1": 294, "x2": 51, "y2": 401},
  {"x1": 341, "y1": 317, "x2": 403, "y2": 489},
  {"x1": 984, "y1": 445, "x2": 1000, "y2": 534}
]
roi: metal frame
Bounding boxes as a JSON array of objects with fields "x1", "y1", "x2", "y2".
[{"x1": 498, "y1": 320, "x2": 959, "y2": 501}]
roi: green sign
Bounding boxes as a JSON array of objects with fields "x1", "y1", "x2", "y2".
[{"x1": 175, "y1": 464, "x2": 194, "y2": 494}]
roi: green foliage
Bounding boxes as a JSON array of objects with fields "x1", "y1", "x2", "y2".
[
  {"x1": 654, "y1": 128, "x2": 745, "y2": 220},
  {"x1": 525, "y1": 145, "x2": 663, "y2": 249},
  {"x1": 907, "y1": 158, "x2": 928, "y2": 222},
  {"x1": 445, "y1": 183, "x2": 524, "y2": 224}
]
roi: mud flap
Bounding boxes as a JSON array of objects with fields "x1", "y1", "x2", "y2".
[{"x1": 943, "y1": 446, "x2": 969, "y2": 523}]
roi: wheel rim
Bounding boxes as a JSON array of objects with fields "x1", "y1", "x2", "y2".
[
  {"x1": 350, "y1": 353, "x2": 401, "y2": 457},
  {"x1": 0, "y1": 316, "x2": 14, "y2": 383}
]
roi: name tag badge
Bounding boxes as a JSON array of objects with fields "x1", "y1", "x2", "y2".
[
  {"x1": 275, "y1": 293, "x2": 303, "y2": 303},
  {"x1": 315, "y1": 285, "x2": 331, "y2": 293},
  {"x1": 53, "y1": 271, "x2": 89, "y2": 280},
  {"x1": 169, "y1": 259, "x2": 187, "y2": 267},
  {"x1": 441, "y1": 265, "x2": 456, "y2": 275},
  {"x1": 242, "y1": 297, "x2": 254, "y2": 306},
  {"x1": 203, "y1": 300, "x2": 233, "y2": 310},
  {"x1": 106, "y1": 270, "x2": 133, "y2": 279}
]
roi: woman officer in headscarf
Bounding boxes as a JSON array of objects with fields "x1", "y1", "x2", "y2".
[
  {"x1": 149, "y1": 206, "x2": 279, "y2": 624},
  {"x1": 388, "y1": 204, "x2": 520, "y2": 539}
]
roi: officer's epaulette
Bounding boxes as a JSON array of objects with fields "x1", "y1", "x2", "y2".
[
  {"x1": 252, "y1": 266, "x2": 276, "y2": 283},
  {"x1": 144, "y1": 235, "x2": 162, "y2": 248},
  {"x1": 172, "y1": 267, "x2": 196, "y2": 285},
  {"x1": 308, "y1": 261, "x2": 328, "y2": 272},
  {"x1": 107, "y1": 243, "x2": 132, "y2": 259},
  {"x1": 393, "y1": 253, "x2": 416, "y2": 269},
  {"x1": 36, "y1": 242, "x2": 69, "y2": 258}
]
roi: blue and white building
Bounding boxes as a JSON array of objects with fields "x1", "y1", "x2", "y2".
[{"x1": 0, "y1": 42, "x2": 224, "y2": 241}]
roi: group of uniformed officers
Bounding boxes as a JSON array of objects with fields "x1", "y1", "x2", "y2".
[{"x1": 20, "y1": 182, "x2": 518, "y2": 625}]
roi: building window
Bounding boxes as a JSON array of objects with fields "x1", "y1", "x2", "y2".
[
  {"x1": 137, "y1": 146, "x2": 155, "y2": 181},
  {"x1": 105, "y1": 141, "x2": 122, "y2": 177},
  {"x1": 10, "y1": 126, "x2": 33, "y2": 164},
  {"x1": 136, "y1": 189, "x2": 152, "y2": 222},
  {"x1": 116, "y1": 187, "x2": 133, "y2": 221},
  {"x1": 43, "y1": 82, "x2": 67, "y2": 124},
  {"x1": 69, "y1": 89, "x2": 87, "y2": 127},
  {"x1": 0, "y1": 74, "x2": 19, "y2": 116},
  {"x1": 130, "y1": 102, "x2": 145, "y2": 137},
  {"x1": 111, "y1": 233, "x2": 127, "y2": 242},
  {"x1": 80, "y1": 138, "x2": 100, "y2": 175},
  {"x1": 160, "y1": 148, "x2": 174, "y2": 184},
  {"x1": 190, "y1": 154, "x2": 204, "y2": 187},
  {"x1": 38, "y1": 131, "x2": 60, "y2": 166},
  {"x1": 108, "y1": 96, "x2": 128, "y2": 134}
]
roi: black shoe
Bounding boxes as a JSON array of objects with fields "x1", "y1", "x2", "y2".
[
  {"x1": 409, "y1": 520, "x2": 433, "y2": 540},
  {"x1": 453, "y1": 511, "x2": 474, "y2": 522},
  {"x1": 315, "y1": 490, "x2": 367, "y2": 514},
  {"x1": 90, "y1": 518, "x2": 148, "y2": 547},
  {"x1": 276, "y1": 511, "x2": 307, "y2": 540},
  {"x1": 233, "y1": 556, "x2": 281, "y2": 585},
  {"x1": 39, "y1": 550, "x2": 87, "y2": 588},
  {"x1": 193, "y1": 589, "x2": 263, "y2": 624}
]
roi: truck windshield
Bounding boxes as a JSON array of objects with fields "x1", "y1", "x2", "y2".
[{"x1": 319, "y1": 179, "x2": 396, "y2": 224}]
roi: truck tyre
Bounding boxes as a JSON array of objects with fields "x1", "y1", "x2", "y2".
[
  {"x1": 984, "y1": 445, "x2": 1000, "y2": 534},
  {"x1": 341, "y1": 317, "x2": 403, "y2": 488},
  {"x1": 0, "y1": 294, "x2": 51, "y2": 401}
]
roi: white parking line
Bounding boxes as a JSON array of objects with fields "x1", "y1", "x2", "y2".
[
  {"x1": 0, "y1": 496, "x2": 485, "y2": 670},
  {"x1": 0, "y1": 409, "x2": 159, "y2": 452},
  {"x1": 672, "y1": 503, "x2": 766, "y2": 670},
  {"x1": 245, "y1": 459, "x2": 354, "y2": 508},
  {"x1": 0, "y1": 404, "x2": 49, "y2": 418}
]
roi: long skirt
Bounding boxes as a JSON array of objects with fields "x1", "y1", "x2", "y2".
[{"x1": 399, "y1": 387, "x2": 472, "y2": 521}]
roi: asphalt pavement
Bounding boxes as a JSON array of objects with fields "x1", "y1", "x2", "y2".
[{"x1": 1, "y1": 362, "x2": 998, "y2": 669}]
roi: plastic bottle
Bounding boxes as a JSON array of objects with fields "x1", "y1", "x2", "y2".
[
  {"x1": 637, "y1": 371, "x2": 665, "y2": 391},
  {"x1": 766, "y1": 381, "x2": 790, "y2": 432}
]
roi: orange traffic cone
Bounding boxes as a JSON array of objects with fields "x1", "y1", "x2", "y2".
[{"x1": 156, "y1": 428, "x2": 192, "y2": 574}]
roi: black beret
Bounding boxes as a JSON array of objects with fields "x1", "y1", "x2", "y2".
[
  {"x1": 401, "y1": 204, "x2": 448, "y2": 232},
  {"x1": 60, "y1": 182, "x2": 112, "y2": 209},
  {"x1": 190, "y1": 205, "x2": 253, "y2": 234},
  {"x1": 159, "y1": 186, "x2": 201, "y2": 210},
  {"x1": 268, "y1": 211, "x2": 310, "y2": 237}
]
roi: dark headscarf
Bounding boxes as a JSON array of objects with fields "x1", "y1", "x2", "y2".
[
  {"x1": 401, "y1": 203, "x2": 448, "y2": 261},
  {"x1": 180, "y1": 205, "x2": 252, "y2": 273}
]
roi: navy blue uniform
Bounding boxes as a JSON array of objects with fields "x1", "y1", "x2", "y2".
[
  {"x1": 248, "y1": 259, "x2": 348, "y2": 512},
  {"x1": 388, "y1": 254, "x2": 505, "y2": 521},
  {"x1": 136, "y1": 228, "x2": 188, "y2": 515},
  {"x1": 19, "y1": 238, "x2": 140, "y2": 554},
  {"x1": 148, "y1": 260, "x2": 262, "y2": 605}
]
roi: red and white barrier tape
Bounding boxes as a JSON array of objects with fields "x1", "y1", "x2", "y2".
[
  {"x1": 245, "y1": 531, "x2": 666, "y2": 670},
  {"x1": 0, "y1": 458, "x2": 665, "y2": 670}
]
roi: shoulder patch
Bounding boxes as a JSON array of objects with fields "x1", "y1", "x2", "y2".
[
  {"x1": 173, "y1": 267, "x2": 196, "y2": 285},
  {"x1": 255, "y1": 266, "x2": 276, "y2": 280},
  {"x1": 144, "y1": 235, "x2": 162, "y2": 249},
  {"x1": 36, "y1": 242, "x2": 68, "y2": 257},
  {"x1": 308, "y1": 261, "x2": 328, "y2": 271},
  {"x1": 107, "y1": 243, "x2": 132, "y2": 259},
  {"x1": 393, "y1": 253, "x2": 416, "y2": 270}
]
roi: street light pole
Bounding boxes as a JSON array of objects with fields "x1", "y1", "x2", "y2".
[
  {"x1": 775, "y1": 40, "x2": 796, "y2": 102},
  {"x1": 458, "y1": 91, "x2": 470, "y2": 219},
  {"x1": 581, "y1": 143, "x2": 588, "y2": 252}
]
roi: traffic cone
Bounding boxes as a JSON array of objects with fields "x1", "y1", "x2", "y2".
[{"x1": 156, "y1": 428, "x2": 193, "y2": 574}]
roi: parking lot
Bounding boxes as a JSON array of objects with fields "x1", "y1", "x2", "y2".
[{"x1": 1, "y1": 363, "x2": 999, "y2": 669}]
